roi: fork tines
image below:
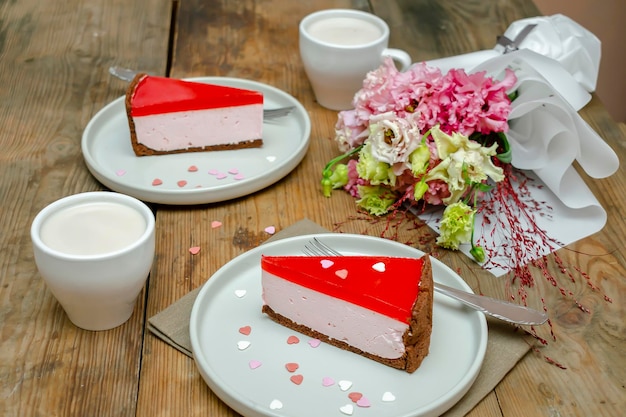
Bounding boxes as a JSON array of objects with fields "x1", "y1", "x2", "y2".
[{"x1": 302, "y1": 237, "x2": 343, "y2": 257}]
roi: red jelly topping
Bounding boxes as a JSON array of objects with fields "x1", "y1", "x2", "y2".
[
  {"x1": 130, "y1": 75, "x2": 263, "y2": 116},
  {"x1": 261, "y1": 256, "x2": 425, "y2": 323}
]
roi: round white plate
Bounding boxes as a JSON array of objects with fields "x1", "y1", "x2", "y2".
[
  {"x1": 190, "y1": 234, "x2": 488, "y2": 417},
  {"x1": 81, "y1": 77, "x2": 311, "y2": 205}
]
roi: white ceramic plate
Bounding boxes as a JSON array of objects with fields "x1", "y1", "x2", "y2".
[
  {"x1": 81, "y1": 77, "x2": 311, "y2": 205},
  {"x1": 190, "y1": 234, "x2": 488, "y2": 417}
]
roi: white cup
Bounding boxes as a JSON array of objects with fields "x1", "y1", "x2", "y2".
[
  {"x1": 31, "y1": 192, "x2": 155, "y2": 331},
  {"x1": 299, "y1": 9, "x2": 412, "y2": 110}
]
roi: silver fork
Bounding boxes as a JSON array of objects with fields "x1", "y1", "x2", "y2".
[
  {"x1": 303, "y1": 237, "x2": 548, "y2": 326},
  {"x1": 108, "y1": 66, "x2": 295, "y2": 120}
]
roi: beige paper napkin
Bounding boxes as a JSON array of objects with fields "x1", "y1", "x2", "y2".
[{"x1": 148, "y1": 218, "x2": 531, "y2": 416}]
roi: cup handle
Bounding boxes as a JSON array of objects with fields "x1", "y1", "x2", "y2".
[{"x1": 382, "y1": 48, "x2": 412, "y2": 71}]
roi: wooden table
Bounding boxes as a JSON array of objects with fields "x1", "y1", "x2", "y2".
[{"x1": 1, "y1": 0, "x2": 624, "y2": 416}]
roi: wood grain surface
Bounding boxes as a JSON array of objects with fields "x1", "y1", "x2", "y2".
[{"x1": 1, "y1": 0, "x2": 624, "y2": 416}]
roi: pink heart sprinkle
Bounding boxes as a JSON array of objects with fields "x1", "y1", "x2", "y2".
[
  {"x1": 228, "y1": 168, "x2": 239, "y2": 175},
  {"x1": 308, "y1": 339, "x2": 321, "y2": 348},
  {"x1": 177, "y1": 180, "x2": 187, "y2": 187},
  {"x1": 335, "y1": 269, "x2": 348, "y2": 279},
  {"x1": 152, "y1": 178, "x2": 163, "y2": 186},
  {"x1": 189, "y1": 246, "x2": 200, "y2": 255},
  {"x1": 211, "y1": 220, "x2": 222, "y2": 228},
  {"x1": 216, "y1": 173, "x2": 228, "y2": 180},
  {"x1": 233, "y1": 173, "x2": 245, "y2": 180},
  {"x1": 356, "y1": 397, "x2": 371, "y2": 408},
  {"x1": 208, "y1": 169, "x2": 219, "y2": 175},
  {"x1": 287, "y1": 335, "x2": 300, "y2": 345},
  {"x1": 320, "y1": 259, "x2": 334, "y2": 269},
  {"x1": 239, "y1": 326, "x2": 251, "y2": 336},
  {"x1": 290, "y1": 374, "x2": 304, "y2": 385},
  {"x1": 115, "y1": 169, "x2": 126, "y2": 176},
  {"x1": 322, "y1": 377, "x2": 335, "y2": 387},
  {"x1": 264, "y1": 226, "x2": 276, "y2": 234},
  {"x1": 188, "y1": 165, "x2": 198, "y2": 172},
  {"x1": 348, "y1": 392, "x2": 363, "y2": 403},
  {"x1": 285, "y1": 362, "x2": 299, "y2": 373},
  {"x1": 249, "y1": 360, "x2": 262, "y2": 370}
]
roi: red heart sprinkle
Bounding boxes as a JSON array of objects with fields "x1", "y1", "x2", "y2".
[
  {"x1": 285, "y1": 362, "x2": 299, "y2": 372},
  {"x1": 188, "y1": 165, "x2": 198, "y2": 172},
  {"x1": 177, "y1": 180, "x2": 187, "y2": 187},
  {"x1": 238, "y1": 326, "x2": 251, "y2": 336},
  {"x1": 152, "y1": 178, "x2": 163, "y2": 186},
  {"x1": 348, "y1": 392, "x2": 363, "y2": 402},
  {"x1": 287, "y1": 335, "x2": 300, "y2": 344},
  {"x1": 290, "y1": 374, "x2": 304, "y2": 385}
]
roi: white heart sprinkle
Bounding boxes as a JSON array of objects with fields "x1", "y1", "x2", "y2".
[
  {"x1": 382, "y1": 391, "x2": 396, "y2": 402},
  {"x1": 335, "y1": 269, "x2": 348, "y2": 279},
  {"x1": 266, "y1": 155, "x2": 277, "y2": 162},
  {"x1": 269, "y1": 399, "x2": 283, "y2": 410},
  {"x1": 237, "y1": 341, "x2": 251, "y2": 350},
  {"x1": 372, "y1": 261, "x2": 386, "y2": 272},
  {"x1": 234, "y1": 290, "x2": 247, "y2": 298},
  {"x1": 338, "y1": 380, "x2": 353, "y2": 391},
  {"x1": 320, "y1": 259, "x2": 334, "y2": 269},
  {"x1": 339, "y1": 404, "x2": 354, "y2": 415}
]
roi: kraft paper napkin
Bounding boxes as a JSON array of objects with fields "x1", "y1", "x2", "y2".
[{"x1": 148, "y1": 219, "x2": 531, "y2": 417}]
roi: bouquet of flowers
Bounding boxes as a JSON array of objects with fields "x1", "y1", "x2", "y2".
[{"x1": 321, "y1": 57, "x2": 517, "y2": 261}]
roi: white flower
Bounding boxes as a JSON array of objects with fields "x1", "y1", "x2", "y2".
[{"x1": 367, "y1": 112, "x2": 421, "y2": 173}]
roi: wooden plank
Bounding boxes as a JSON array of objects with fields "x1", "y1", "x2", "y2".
[{"x1": 0, "y1": 0, "x2": 171, "y2": 416}]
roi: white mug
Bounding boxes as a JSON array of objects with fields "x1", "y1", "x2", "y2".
[
  {"x1": 31, "y1": 192, "x2": 155, "y2": 331},
  {"x1": 299, "y1": 9, "x2": 412, "y2": 110}
]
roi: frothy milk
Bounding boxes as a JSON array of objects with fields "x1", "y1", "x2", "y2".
[
  {"x1": 307, "y1": 17, "x2": 383, "y2": 46},
  {"x1": 40, "y1": 201, "x2": 146, "y2": 256}
]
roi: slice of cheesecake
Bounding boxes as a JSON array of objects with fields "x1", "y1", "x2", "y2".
[
  {"x1": 125, "y1": 74, "x2": 263, "y2": 156},
  {"x1": 261, "y1": 254, "x2": 433, "y2": 373}
]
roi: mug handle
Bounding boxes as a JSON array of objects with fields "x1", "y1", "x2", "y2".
[{"x1": 382, "y1": 48, "x2": 412, "y2": 71}]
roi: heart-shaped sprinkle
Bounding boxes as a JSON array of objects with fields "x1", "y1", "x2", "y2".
[
  {"x1": 216, "y1": 173, "x2": 228, "y2": 180},
  {"x1": 151, "y1": 178, "x2": 163, "y2": 186},
  {"x1": 269, "y1": 399, "x2": 283, "y2": 410},
  {"x1": 264, "y1": 226, "x2": 276, "y2": 234},
  {"x1": 356, "y1": 397, "x2": 371, "y2": 408},
  {"x1": 382, "y1": 391, "x2": 396, "y2": 402},
  {"x1": 211, "y1": 220, "x2": 222, "y2": 228},
  {"x1": 248, "y1": 360, "x2": 262, "y2": 369},
  {"x1": 228, "y1": 168, "x2": 239, "y2": 175},
  {"x1": 290, "y1": 374, "x2": 303, "y2": 385},
  {"x1": 338, "y1": 380, "x2": 353, "y2": 391},
  {"x1": 115, "y1": 169, "x2": 126, "y2": 176},
  {"x1": 322, "y1": 376, "x2": 335, "y2": 387},
  {"x1": 285, "y1": 362, "x2": 299, "y2": 372},
  {"x1": 339, "y1": 404, "x2": 354, "y2": 415},
  {"x1": 335, "y1": 269, "x2": 348, "y2": 279},
  {"x1": 372, "y1": 261, "x2": 386, "y2": 272},
  {"x1": 237, "y1": 341, "x2": 251, "y2": 350},
  {"x1": 239, "y1": 326, "x2": 251, "y2": 336},
  {"x1": 188, "y1": 165, "x2": 198, "y2": 172},
  {"x1": 266, "y1": 155, "x2": 277, "y2": 162},
  {"x1": 177, "y1": 180, "x2": 187, "y2": 187},
  {"x1": 233, "y1": 174, "x2": 245, "y2": 180},
  {"x1": 320, "y1": 259, "x2": 334, "y2": 269},
  {"x1": 189, "y1": 246, "x2": 200, "y2": 255},
  {"x1": 287, "y1": 335, "x2": 300, "y2": 345},
  {"x1": 348, "y1": 392, "x2": 362, "y2": 402},
  {"x1": 308, "y1": 339, "x2": 321, "y2": 348},
  {"x1": 234, "y1": 289, "x2": 247, "y2": 298},
  {"x1": 208, "y1": 169, "x2": 219, "y2": 175}
]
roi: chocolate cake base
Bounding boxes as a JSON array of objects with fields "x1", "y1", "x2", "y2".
[{"x1": 262, "y1": 256, "x2": 433, "y2": 373}]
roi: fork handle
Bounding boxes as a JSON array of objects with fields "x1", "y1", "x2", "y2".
[{"x1": 434, "y1": 283, "x2": 547, "y2": 325}]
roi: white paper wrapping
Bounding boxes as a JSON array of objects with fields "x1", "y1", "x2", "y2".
[{"x1": 417, "y1": 15, "x2": 618, "y2": 275}]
